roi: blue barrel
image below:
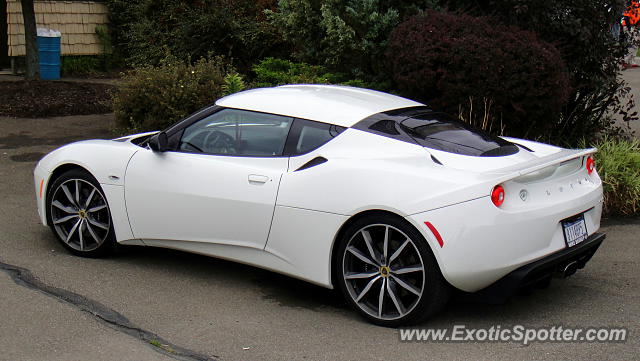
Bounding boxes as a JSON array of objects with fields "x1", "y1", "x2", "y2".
[{"x1": 37, "y1": 36, "x2": 61, "y2": 80}]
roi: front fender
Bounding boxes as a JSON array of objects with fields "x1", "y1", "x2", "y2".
[{"x1": 33, "y1": 140, "x2": 140, "y2": 242}]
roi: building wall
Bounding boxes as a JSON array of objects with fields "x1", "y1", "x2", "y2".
[{"x1": 6, "y1": 0, "x2": 109, "y2": 56}]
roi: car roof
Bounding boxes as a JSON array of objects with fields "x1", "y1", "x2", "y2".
[{"x1": 215, "y1": 84, "x2": 424, "y2": 127}]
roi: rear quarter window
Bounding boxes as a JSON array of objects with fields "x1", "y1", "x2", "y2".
[{"x1": 284, "y1": 118, "x2": 345, "y2": 156}]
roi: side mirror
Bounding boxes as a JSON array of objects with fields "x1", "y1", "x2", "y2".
[{"x1": 148, "y1": 131, "x2": 168, "y2": 152}]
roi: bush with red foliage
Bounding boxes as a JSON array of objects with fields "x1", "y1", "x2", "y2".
[{"x1": 387, "y1": 10, "x2": 571, "y2": 140}]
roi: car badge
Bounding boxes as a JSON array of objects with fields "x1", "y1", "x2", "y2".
[{"x1": 519, "y1": 189, "x2": 528, "y2": 201}]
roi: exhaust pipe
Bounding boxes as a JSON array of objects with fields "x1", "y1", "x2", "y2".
[{"x1": 562, "y1": 261, "x2": 579, "y2": 278}]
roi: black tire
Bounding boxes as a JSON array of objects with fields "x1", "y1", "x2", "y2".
[
  {"x1": 334, "y1": 214, "x2": 450, "y2": 327},
  {"x1": 46, "y1": 168, "x2": 117, "y2": 257}
]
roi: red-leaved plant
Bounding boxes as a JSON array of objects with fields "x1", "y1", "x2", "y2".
[{"x1": 387, "y1": 10, "x2": 571, "y2": 140}]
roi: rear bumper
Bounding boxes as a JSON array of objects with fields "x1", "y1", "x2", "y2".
[
  {"x1": 471, "y1": 232, "x2": 605, "y2": 303},
  {"x1": 406, "y1": 183, "x2": 603, "y2": 292}
]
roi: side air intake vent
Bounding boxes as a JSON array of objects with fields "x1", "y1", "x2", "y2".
[{"x1": 295, "y1": 157, "x2": 328, "y2": 171}]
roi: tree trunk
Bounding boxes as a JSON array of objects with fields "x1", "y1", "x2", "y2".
[{"x1": 20, "y1": 0, "x2": 39, "y2": 80}]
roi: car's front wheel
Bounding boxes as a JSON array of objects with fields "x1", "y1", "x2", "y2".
[
  {"x1": 335, "y1": 214, "x2": 450, "y2": 327},
  {"x1": 46, "y1": 168, "x2": 116, "y2": 257}
]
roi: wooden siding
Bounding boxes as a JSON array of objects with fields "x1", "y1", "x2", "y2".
[{"x1": 6, "y1": 0, "x2": 109, "y2": 56}]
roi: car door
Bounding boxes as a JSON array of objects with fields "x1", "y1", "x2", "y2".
[{"x1": 124, "y1": 108, "x2": 292, "y2": 249}]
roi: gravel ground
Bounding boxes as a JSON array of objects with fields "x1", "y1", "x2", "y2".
[{"x1": 0, "y1": 81, "x2": 114, "y2": 118}]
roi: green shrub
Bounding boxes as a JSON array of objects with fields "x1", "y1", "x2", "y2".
[
  {"x1": 253, "y1": 57, "x2": 339, "y2": 86},
  {"x1": 252, "y1": 57, "x2": 389, "y2": 90},
  {"x1": 113, "y1": 56, "x2": 231, "y2": 132},
  {"x1": 94, "y1": 24, "x2": 125, "y2": 70},
  {"x1": 589, "y1": 137, "x2": 640, "y2": 217},
  {"x1": 103, "y1": 0, "x2": 140, "y2": 63},
  {"x1": 61, "y1": 56, "x2": 104, "y2": 76},
  {"x1": 222, "y1": 72, "x2": 246, "y2": 96}
]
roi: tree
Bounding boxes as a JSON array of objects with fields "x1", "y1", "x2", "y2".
[
  {"x1": 267, "y1": 0, "x2": 438, "y2": 80},
  {"x1": 21, "y1": 0, "x2": 39, "y2": 80},
  {"x1": 442, "y1": 0, "x2": 636, "y2": 143},
  {"x1": 104, "y1": 0, "x2": 285, "y2": 71}
]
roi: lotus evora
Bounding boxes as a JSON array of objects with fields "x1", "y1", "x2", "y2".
[{"x1": 34, "y1": 85, "x2": 605, "y2": 326}]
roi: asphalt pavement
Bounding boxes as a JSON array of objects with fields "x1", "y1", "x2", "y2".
[{"x1": 0, "y1": 113, "x2": 638, "y2": 361}]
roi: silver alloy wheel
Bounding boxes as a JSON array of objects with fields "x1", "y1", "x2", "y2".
[
  {"x1": 342, "y1": 224, "x2": 425, "y2": 320},
  {"x1": 50, "y1": 178, "x2": 111, "y2": 252}
]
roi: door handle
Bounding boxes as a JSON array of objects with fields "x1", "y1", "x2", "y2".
[{"x1": 248, "y1": 174, "x2": 269, "y2": 184}]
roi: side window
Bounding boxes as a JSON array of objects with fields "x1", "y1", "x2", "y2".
[
  {"x1": 178, "y1": 109, "x2": 293, "y2": 156},
  {"x1": 285, "y1": 118, "x2": 345, "y2": 156}
]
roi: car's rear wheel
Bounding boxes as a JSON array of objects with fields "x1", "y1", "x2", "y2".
[
  {"x1": 335, "y1": 214, "x2": 450, "y2": 327},
  {"x1": 46, "y1": 168, "x2": 116, "y2": 257}
]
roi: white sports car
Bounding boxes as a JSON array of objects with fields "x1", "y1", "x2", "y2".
[{"x1": 34, "y1": 85, "x2": 605, "y2": 326}]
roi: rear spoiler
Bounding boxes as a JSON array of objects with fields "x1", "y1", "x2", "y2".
[{"x1": 487, "y1": 148, "x2": 596, "y2": 182}]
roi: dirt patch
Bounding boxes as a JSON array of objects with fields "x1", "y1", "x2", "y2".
[
  {"x1": 0, "y1": 81, "x2": 115, "y2": 118},
  {"x1": 0, "y1": 129, "x2": 110, "y2": 149},
  {"x1": 9, "y1": 152, "x2": 46, "y2": 162}
]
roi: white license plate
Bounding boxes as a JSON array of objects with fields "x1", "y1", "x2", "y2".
[{"x1": 562, "y1": 215, "x2": 588, "y2": 247}]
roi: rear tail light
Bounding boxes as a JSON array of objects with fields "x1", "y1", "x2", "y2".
[
  {"x1": 491, "y1": 185, "x2": 505, "y2": 207},
  {"x1": 586, "y1": 156, "x2": 595, "y2": 175}
]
